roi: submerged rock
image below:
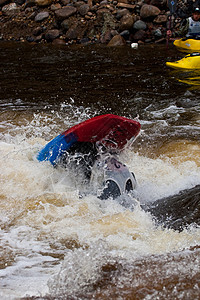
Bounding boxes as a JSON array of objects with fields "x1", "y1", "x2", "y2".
[{"x1": 144, "y1": 185, "x2": 200, "y2": 231}]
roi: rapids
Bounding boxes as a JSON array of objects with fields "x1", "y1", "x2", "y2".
[{"x1": 0, "y1": 42, "x2": 200, "y2": 299}]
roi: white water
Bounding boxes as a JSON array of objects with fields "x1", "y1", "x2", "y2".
[{"x1": 0, "y1": 107, "x2": 200, "y2": 299}]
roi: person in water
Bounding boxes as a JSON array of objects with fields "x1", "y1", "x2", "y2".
[
  {"x1": 60, "y1": 141, "x2": 137, "y2": 201},
  {"x1": 167, "y1": 7, "x2": 200, "y2": 39}
]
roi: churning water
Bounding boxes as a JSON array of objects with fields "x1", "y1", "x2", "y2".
[{"x1": 0, "y1": 42, "x2": 200, "y2": 299}]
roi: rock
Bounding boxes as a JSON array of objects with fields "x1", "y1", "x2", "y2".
[
  {"x1": 50, "y1": 3, "x2": 61, "y2": 11},
  {"x1": 78, "y1": 4, "x2": 89, "y2": 16},
  {"x1": 133, "y1": 20, "x2": 147, "y2": 30},
  {"x1": 118, "y1": 0, "x2": 129, "y2": 3},
  {"x1": 35, "y1": 0, "x2": 52, "y2": 7},
  {"x1": 61, "y1": 0, "x2": 70, "y2": 5},
  {"x1": 32, "y1": 26, "x2": 43, "y2": 36},
  {"x1": 52, "y1": 38, "x2": 66, "y2": 45},
  {"x1": 61, "y1": 19, "x2": 69, "y2": 31},
  {"x1": 55, "y1": 6, "x2": 77, "y2": 21},
  {"x1": 100, "y1": 0, "x2": 108, "y2": 4},
  {"x1": 153, "y1": 28, "x2": 162, "y2": 37},
  {"x1": 120, "y1": 29, "x2": 130, "y2": 40},
  {"x1": 27, "y1": 11, "x2": 37, "y2": 20},
  {"x1": 107, "y1": 34, "x2": 126, "y2": 46},
  {"x1": 153, "y1": 14, "x2": 167, "y2": 24},
  {"x1": 45, "y1": 29, "x2": 60, "y2": 41},
  {"x1": 100, "y1": 30, "x2": 112, "y2": 43},
  {"x1": 117, "y1": 3, "x2": 136, "y2": 10},
  {"x1": 79, "y1": 37, "x2": 90, "y2": 44},
  {"x1": 119, "y1": 14, "x2": 134, "y2": 31},
  {"x1": 34, "y1": 34, "x2": 43, "y2": 42},
  {"x1": 140, "y1": 4, "x2": 160, "y2": 19},
  {"x1": 2, "y1": 3, "x2": 20, "y2": 15},
  {"x1": 101, "y1": 11, "x2": 116, "y2": 36},
  {"x1": 66, "y1": 21, "x2": 85, "y2": 40},
  {"x1": 132, "y1": 29, "x2": 146, "y2": 41},
  {"x1": 26, "y1": 36, "x2": 34, "y2": 42},
  {"x1": 115, "y1": 8, "x2": 130, "y2": 19},
  {"x1": 35, "y1": 11, "x2": 49, "y2": 22}
]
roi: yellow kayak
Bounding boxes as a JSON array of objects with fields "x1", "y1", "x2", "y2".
[
  {"x1": 174, "y1": 38, "x2": 200, "y2": 53},
  {"x1": 166, "y1": 53, "x2": 200, "y2": 69}
]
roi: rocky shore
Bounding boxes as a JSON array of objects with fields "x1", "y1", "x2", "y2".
[{"x1": 0, "y1": 0, "x2": 182, "y2": 46}]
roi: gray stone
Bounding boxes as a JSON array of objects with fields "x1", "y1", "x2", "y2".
[
  {"x1": 133, "y1": 20, "x2": 147, "y2": 30},
  {"x1": 35, "y1": 11, "x2": 49, "y2": 22}
]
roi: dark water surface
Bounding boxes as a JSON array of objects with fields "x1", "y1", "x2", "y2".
[{"x1": 0, "y1": 42, "x2": 200, "y2": 299}]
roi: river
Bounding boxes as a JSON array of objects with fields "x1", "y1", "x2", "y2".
[{"x1": 0, "y1": 41, "x2": 200, "y2": 299}]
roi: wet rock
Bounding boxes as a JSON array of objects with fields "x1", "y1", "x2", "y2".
[
  {"x1": 144, "y1": 185, "x2": 200, "y2": 231},
  {"x1": 55, "y1": 6, "x2": 77, "y2": 21},
  {"x1": 78, "y1": 4, "x2": 89, "y2": 16},
  {"x1": 140, "y1": 4, "x2": 160, "y2": 19},
  {"x1": 2, "y1": 3, "x2": 20, "y2": 15},
  {"x1": 107, "y1": 34, "x2": 126, "y2": 46},
  {"x1": 133, "y1": 20, "x2": 147, "y2": 30},
  {"x1": 45, "y1": 29, "x2": 60, "y2": 41},
  {"x1": 119, "y1": 14, "x2": 134, "y2": 31},
  {"x1": 35, "y1": 0, "x2": 52, "y2": 7},
  {"x1": 35, "y1": 11, "x2": 49, "y2": 22}
]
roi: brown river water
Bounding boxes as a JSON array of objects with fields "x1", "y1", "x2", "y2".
[{"x1": 0, "y1": 42, "x2": 200, "y2": 299}]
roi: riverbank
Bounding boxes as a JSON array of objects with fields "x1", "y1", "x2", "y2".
[{"x1": 0, "y1": 0, "x2": 181, "y2": 46}]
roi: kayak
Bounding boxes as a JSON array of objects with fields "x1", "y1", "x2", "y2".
[
  {"x1": 166, "y1": 53, "x2": 200, "y2": 69},
  {"x1": 174, "y1": 38, "x2": 200, "y2": 53},
  {"x1": 37, "y1": 114, "x2": 141, "y2": 202},
  {"x1": 37, "y1": 114, "x2": 141, "y2": 165}
]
